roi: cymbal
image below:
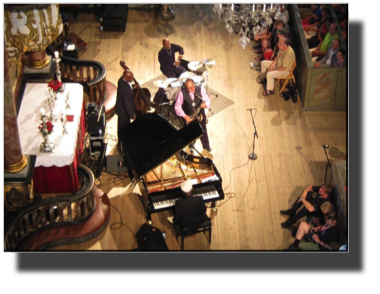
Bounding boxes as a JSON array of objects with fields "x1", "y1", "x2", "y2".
[
  {"x1": 179, "y1": 71, "x2": 196, "y2": 81},
  {"x1": 202, "y1": 58, "x2": 216, "y2": 69},
  {"x1": 188, "y1": 61, "x2": 202, "y2": 72},
  {"x1": 153, "y1": 80, "x2": 169, "y2": 88}
]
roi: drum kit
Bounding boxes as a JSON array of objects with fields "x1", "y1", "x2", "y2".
[{"x1": 153, "y1": 58, "x2": 216, "y2": 102}]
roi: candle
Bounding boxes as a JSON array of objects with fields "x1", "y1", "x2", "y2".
[
  {"x1": 271, "y1": 4, "x2": 273, "y2": 9},
  {"x1": 220, "y1": 4, "x2": 221, "y2": 9},
  {"x1": 54, "y1": 51, "x2": 59, "y2": 59},
  {"x1": 252, "y1": 4, "x2": 255, "y2": 11},
  {"x1": 263, "y1": 4, "x2": 266, "y2": 12},
  {"x1": 41, "y1": 108, "x2": 45, "y2": 116},
  {"x1": 231, "y1": 4, "x2": 234, "y2": 11}
]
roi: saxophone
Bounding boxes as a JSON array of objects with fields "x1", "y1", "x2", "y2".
[{"x1": 187, "y1": 93, "x2": 204, "y2": 123}]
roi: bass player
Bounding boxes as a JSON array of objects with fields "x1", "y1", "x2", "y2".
[{"x1": 174, "y1": 79, "x2": 212, "y2": 155}]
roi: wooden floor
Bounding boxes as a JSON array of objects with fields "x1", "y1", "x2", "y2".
[{"x1": 53, "y1": 5, "x2": 347, "y2": 251}]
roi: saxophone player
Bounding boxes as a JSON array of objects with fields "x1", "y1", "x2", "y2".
[{"x1": 174, "y1": 79, "x2": 212, "y2": 154}]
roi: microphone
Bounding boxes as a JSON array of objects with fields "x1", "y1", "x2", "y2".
[{"x1": 247, "y1": 108, "x2": 256, "y2": 111}]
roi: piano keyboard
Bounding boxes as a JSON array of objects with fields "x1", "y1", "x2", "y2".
[{"x1": 152, "y1": 185, "x2": 220, "y2": 210}]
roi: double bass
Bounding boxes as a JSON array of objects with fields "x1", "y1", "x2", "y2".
[{"x1": 119, "y1": 61, "x2": 158, "y2": 116}]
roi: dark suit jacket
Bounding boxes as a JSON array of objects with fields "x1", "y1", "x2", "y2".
[
  {"x1": 173, "y1": 195, "x2": 208, "y2": 232},
  {"x1": 115, "y1": 77, "x2": 136, "y2": 135},
  {"x1": 158, "y1": 43, "x2": 184, "y2": 78}
]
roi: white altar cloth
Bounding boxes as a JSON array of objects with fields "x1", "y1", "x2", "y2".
[{"x1": 17, "y1": 83, "x2": 84, "y2": 167}]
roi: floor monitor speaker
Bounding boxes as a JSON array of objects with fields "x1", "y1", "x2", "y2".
[
  {"x1": 106, "y1": 155, "x2": 128, "y2": 173},
  {"x1": 102, "y1": 4, "x2": 128, "y2": 32},
  {"x1": 136, "y1": 224, "x2": 168, "y2": 251}
]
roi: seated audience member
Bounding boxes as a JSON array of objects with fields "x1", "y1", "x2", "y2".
[
  {"x1": 310, "y1": 23, "x2": 339, "y2": 59},
  {"x1": 254, "y1": 21, "x2": 290, "y2": 62},
  {"x1": 277, "y1": 4, "x2": 290, "y2": 24},
  {"x1": 307, "y1": 16, "x2": 333, "y2": 48},
  {"x1": 334, "y1": 48, "x2": 346, "y2": 68},
  {"x1": 303, "y1": 6, "x2": 330, "y2": 33},
  {"x1": 302, "y1": 7, "x2": 329, "y2": 32},
  {"x1": 270, "y1": 28, "x2": 293, "y2": 60},
  {"x1": 314, "y1": 38, "x2": 340, "y2": 68},
  {"x1": 298, "y1": 4, "x2": 319, "y2": 20},
  {"x1": 256, "y1": 38, "x2": 295, "y2": 96},
  {"x1": 286, "y1": 212, "x2": 341, "y2": 250},
  {"x1": 280, "y1": 184, "x2": 334, "y2": 228},
  {"x1": 291, "y1": 201, "x2": 335, "y2": 237}
]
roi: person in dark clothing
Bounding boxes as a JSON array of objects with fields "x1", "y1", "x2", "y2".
[
  {"x1": 286, "y1": 212, "x2": 341, "y2": 250},
  {"x1": 280, "y1": 184, "x2": 334, "y2": 228},
  {"x1": 168, "y1": 180, "x2": 209, "y2": 234},
  {"x1": 158, "y1": 38, "x2": 187, "y2": 78},
  {"x1": 115, "y1": 70, "x2": 137, "y2": 144}
]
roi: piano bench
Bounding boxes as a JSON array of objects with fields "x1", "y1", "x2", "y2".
[{"x1": 174, "y1": 218, "x2": 212, "y2": 250}]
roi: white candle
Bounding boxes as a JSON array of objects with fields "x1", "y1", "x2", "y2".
[
  {"x1": 252, "y1": 4, "x2": 255, "y2": 11},
  {"x1": 41, "y1": 108, "x2": 45, "y2": 116},
  {"x1": 263, "y1": 4, "x2": 266, "y2": 12},
  {"x1": 220, "y1": 4, "x2": 221, "y2": 9},
  {"x1": 54, "y1": 51, "x2": 59, "y2": 59},
  {"x1": 231, "y1": 4, "x2": 234, "y2": 11},
  {"x1": 271, "y1": 4, "x2": 273, "y2": 9}
]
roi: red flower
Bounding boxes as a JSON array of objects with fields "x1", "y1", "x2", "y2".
[
  {"x1": 48, "y1": 80, "x2": 62, "y2": 92},
  {"x1": 39, "y1": 121, "x2": 54, "y2": 135}
]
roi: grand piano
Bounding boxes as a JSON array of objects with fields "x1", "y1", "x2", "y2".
[{"x1": 119, "y1": 113, "x2": 224, "y2": 223}]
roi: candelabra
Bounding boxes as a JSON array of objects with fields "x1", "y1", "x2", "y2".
[
  {"x1": 53, "y1": 51, "x2": 65, "y2": 92},
  {"x1": 65, "y1": 90, "x2": 71, "y2": 110},
  {"x1": 39, "y1": 108, "x2": 55, "y2": 153},
  {"x1": 213, "y1": 4, "x2": 284, "y2": 49},
  {"x1": 47, "y1": 91, "x2": 58, "y2": 122},
  {"x1": 62, "y1": 114, "x2": 68, "y2": 135}
]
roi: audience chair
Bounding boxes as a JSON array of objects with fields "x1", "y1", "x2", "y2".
[
  {"x1": 277, "y1": 62, "x2": 297, "y2": 94},
  {"x1": 174, "y1": 218, "x2": 212, "y2": 250}
]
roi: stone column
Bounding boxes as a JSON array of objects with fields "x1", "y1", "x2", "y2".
[{"x1": 4, "y1": 41, "x2": 27, "y2": 173}]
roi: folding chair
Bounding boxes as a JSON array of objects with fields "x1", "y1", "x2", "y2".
[{"x1": 277, "y1": 62, "x2": 297, "y2": 94}]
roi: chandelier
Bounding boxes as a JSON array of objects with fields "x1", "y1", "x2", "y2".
[{"x1": 213, "y1": 4, "x2": 284, "y2": 49}]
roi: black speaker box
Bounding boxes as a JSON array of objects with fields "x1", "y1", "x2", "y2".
[
  {"x1": 136, "y1": 224, "x2": 168, "y2": 251},
  {"x1": 102, "y1": 4, "x2": 128, "y2": 32},
  {"x1": 106, "y1": 155, "x2": 128, "y2": 173}
]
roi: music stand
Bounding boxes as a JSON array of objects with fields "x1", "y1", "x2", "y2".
[{"x1": 248, "y1": 109, "x2": 258, "y2": 160}]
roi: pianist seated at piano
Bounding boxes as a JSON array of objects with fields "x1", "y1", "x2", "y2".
[
  {"x1": 167, "y1": 180, "x2": 209, "y2": 235},
  {"x1": 174, "y1": 79, "x2": 213, "y2": 155}
]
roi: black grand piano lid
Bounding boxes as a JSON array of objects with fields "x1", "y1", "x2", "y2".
[{"x1": 119, "y1": 113, "x2": 204, "y2": 178}]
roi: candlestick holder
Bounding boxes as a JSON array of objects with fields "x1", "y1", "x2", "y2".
[
  {"x1": 62, "y1": 115, "x2": 68, "y2": 135},
  {"x1": 53, "y1": 52, "x2": 65, "y2": 93},
  {"x1": 47, "y1": 94, "x2": 58, "y2": 122},
  {"x1": 39, "y1": 113, "x2": 55, "y2": 153},
  {"x1": 65, "y1": 90, "x2": 71, "y2": 110}
]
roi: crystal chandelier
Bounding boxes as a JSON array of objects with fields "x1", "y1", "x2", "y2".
[{"x1": 213, "y1": 4, "x2": 284, "y2": 49}]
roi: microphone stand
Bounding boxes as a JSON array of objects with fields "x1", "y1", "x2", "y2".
[
  {"x1": 323, "y1": 145, "x2": 331, "y2": 184},
  {"x1": 248, "y1": 109, "x2": 258, "y2": 160}
]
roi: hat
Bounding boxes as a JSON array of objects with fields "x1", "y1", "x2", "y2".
[
  {"x1": 277, "y1": 28, "x2": 286, "y2": 35},
  {"x1": 181, "y1": 180, "x2": 193, "y2": 193}
]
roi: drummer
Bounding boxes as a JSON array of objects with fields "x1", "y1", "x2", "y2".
[{"x1": 158, "y1": 38, "x2": 187, "y2": 78}]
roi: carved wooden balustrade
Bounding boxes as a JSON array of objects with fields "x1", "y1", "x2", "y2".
[{"x1": 4, "y1": 165, "x2": 97, "y2": 251}]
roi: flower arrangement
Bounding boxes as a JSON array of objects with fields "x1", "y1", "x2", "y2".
[
  {"x1": 48, "y1": 80, "x2": 62, "y2": 93},
  {"x1": 38, "y1": 121, "x2": 54, "y2": 135}
]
